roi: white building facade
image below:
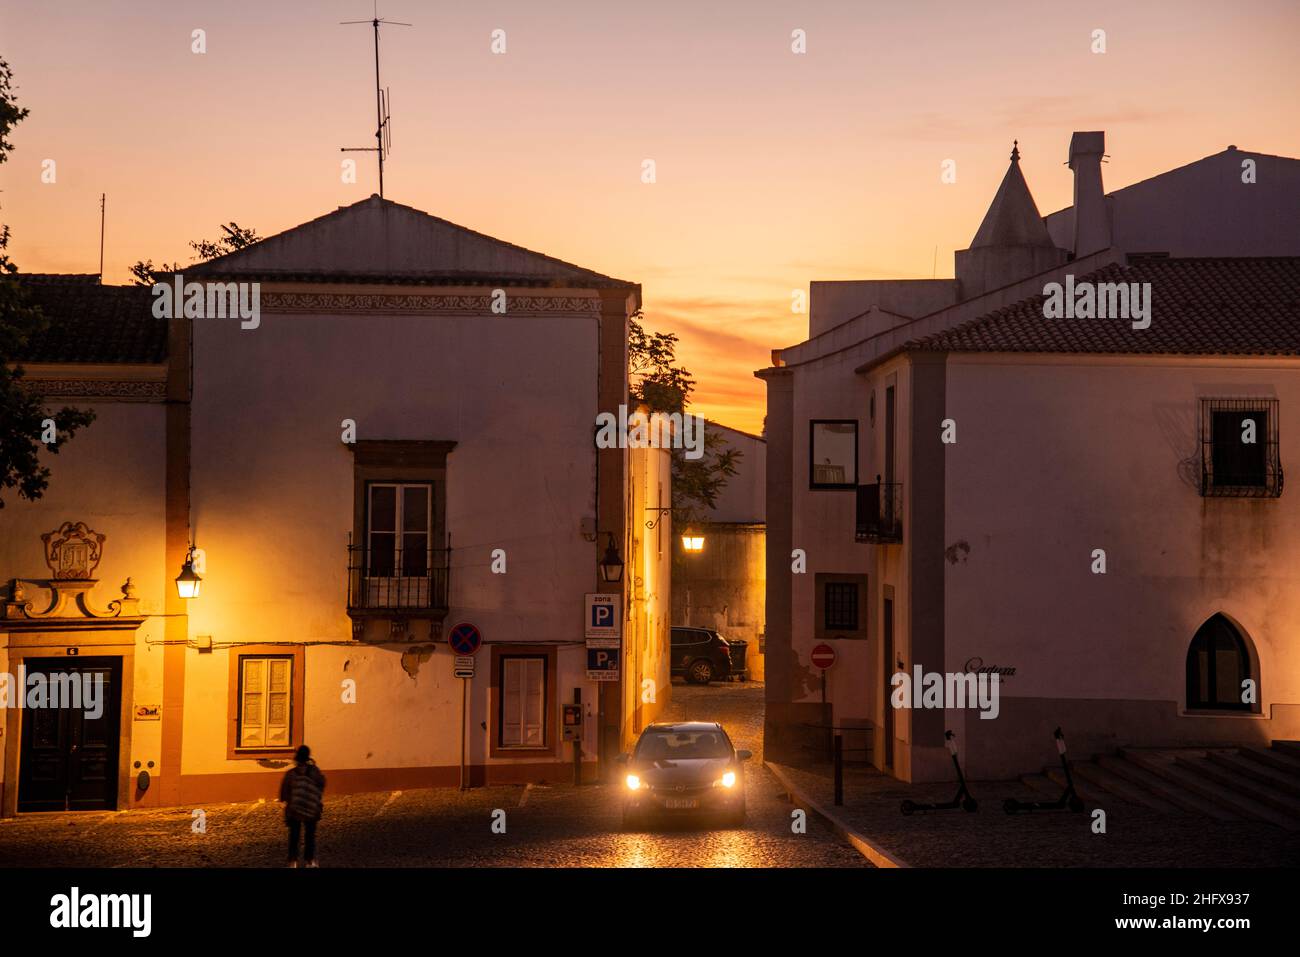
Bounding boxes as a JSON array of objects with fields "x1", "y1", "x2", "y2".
[
  {"x1": 761, "y1": 133, "x2": 1300, "y2": 781},
  {"x1": 0, "y1": 197, "x2": 670, "y2": 813}
]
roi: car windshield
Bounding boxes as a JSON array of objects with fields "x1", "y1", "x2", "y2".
[{"x1": 636, "y1": 730, "x2": 732, "y2": 761}]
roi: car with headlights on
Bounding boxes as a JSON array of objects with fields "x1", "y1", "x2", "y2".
[{"x1": 618, "y1": 721, "x2": 752, "y2": 829}]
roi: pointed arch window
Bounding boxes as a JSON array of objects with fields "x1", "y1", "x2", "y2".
[{"x1": 1186, "y1": 615, "x2": 1254, "y2": 711}]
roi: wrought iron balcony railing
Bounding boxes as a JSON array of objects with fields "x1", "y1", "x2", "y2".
[
  {"x1": 347, "y1": 544, "x2": 450, "y2": 615},
  {"x1": 1199, "y1": 397, "x2": 1284, "y2": 498},
  {"x1": 855, "y1": 481, "x2": 902, "y2": 544},
  {"x1": 1200, "y1": 461, "x2": 1284, "y2": 498}
]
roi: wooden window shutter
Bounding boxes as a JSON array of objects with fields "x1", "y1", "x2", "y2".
[
  {"x1": 502, "y1": 659, "x2": 523, "y2": 747},
  {"x1": 523, "y1": 658, "x2": 544, "y2": 746},
  {"x1": 266, "y1": 658, "x2": 292, "y2": 747},
  {"x1": 241, "y1": 658, "x2": 265, "y2": 747},
  {"x1": 501, "y1": 657, "x2": 546, "y2": 748}
]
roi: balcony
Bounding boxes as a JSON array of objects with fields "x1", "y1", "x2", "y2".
[
  {"x1": 855, "y1": 481, "x2": 902, "y2": 543},
  {"x1": 346, "y1": 544, "x2": 450, "y2": 618}
]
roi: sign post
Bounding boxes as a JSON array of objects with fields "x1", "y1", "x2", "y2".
[
  {"x1": 811, "y1": 643, "x2": 837, "y2": 758},
  {"x1": 585, "y1": 593, "x2": 621, "y2": 682},
  {"x1": 585, "y1": 592, "x2": 622, "y2": 781},
  {"x1": 448, "y1": 623, "x2": 483, "y2": 790}
]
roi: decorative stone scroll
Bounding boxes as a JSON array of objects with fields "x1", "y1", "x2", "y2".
[
  {"x1": 20, "y1": 379, "x2": 166, "y2": 401},
  {"x1": 4, "y1": 576, "x2": 143, "y2": 625},
  {"x1": 3, "y1": 524, "x2": 144, "y2": 630}
]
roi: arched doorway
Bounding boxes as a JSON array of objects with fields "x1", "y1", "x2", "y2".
[{"x1": 1186, "y1": 614, "x2": 1255, "y2": 711}]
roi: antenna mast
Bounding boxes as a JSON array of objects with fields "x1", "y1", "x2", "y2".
[
  {"x1": 99, "y1": 193, "x2": 106, "y2": 282},
  {"x1": 340, "y1": 8, "x2": 411, "y2": 198}
]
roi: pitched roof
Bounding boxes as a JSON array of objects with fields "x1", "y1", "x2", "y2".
[
  {"x1": 188, "y1": 195, "x2": 636, "y2": 288},
  {"x1": 968, "y1": 143, "x2": 1057, "y2": 250},
  {"x1": 908, "y1": 257, "x2": 1300, "y2": 356},
  {"x1": 15, "y1": 273, "x2": 102, "y2": 286},
  {"x1": 706, "y1": 419, "x2": 766, "y2": 444},
  {"x1": 9, "y1": 276, "x2": 165, "y2": 364},
  {"x1": 1045, "y1": 146, "x2": 1300, "y2": 220}
]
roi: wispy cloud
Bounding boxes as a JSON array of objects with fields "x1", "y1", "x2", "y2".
[{"x1": 891, "y1": 95, "x2": 1175, "y2": 142}]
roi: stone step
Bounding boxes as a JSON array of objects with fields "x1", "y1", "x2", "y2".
[
  {"x1": 1071, "y1": 761, "x2": 1181, "y2": 813},
  {"x1": 1043, "y1": 766, "x2": 1109, "y2": 806},
  {"x1": 1239, "y1": 744, "x2": 1300, "y2": 778},
  {"x1": 1122, "y1": 749, "x2": 1298, "y2": 830},
  {"x1": 1097, "y1": 754, "x2": 1237, "y2": 821},
  {"x1": 1206, "y1": 749, "x2": 1300, "y2": 800},
  {"x1": 1178, "y1": 754, "x2": 1300, "y2": 821},
  {"x1": 1019, "y1": 773, "x2": 1062, "y2": 798}
]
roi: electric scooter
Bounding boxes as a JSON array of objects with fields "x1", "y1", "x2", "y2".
[
  {"x1": 901, "y1": 730, "x2": 977, "y2": 815},
  {"x1": 1002, "y1": 726, "x2": 1085, "y2": 814}
]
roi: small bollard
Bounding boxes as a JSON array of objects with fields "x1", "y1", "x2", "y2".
[{"x1": 834, "y1": 733, "x2": 844, "y2": 806}]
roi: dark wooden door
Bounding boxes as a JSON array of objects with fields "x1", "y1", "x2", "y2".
[
  {"x1": 18, "y1": 657, "x2": 122, "y2": 812},
  {"x1": 882, "y1": 600, "x2": 894, "y2": 770}
]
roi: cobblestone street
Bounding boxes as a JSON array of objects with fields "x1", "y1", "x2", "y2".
[
  {"x1": 774, "y1": 760, "x2": 1300, "y2": 867},
  {"x1": 2, "y1": 678, "x2": 1295, "y2": 869},
  {"x1": 0, "y1": 680, "x2": 870, "y2": 868}
]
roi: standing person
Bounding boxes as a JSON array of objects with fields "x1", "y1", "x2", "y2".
[{"x1": 280, "y1": 744, "x2": 326, "y2": 868}]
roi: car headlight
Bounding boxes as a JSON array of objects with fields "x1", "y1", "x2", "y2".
[
  {"x1": 721, "y1": 771, "x2": 737, "y2": 788},
  {"x1": 626, "y1": 773, "x2": 641, "y2": 791}
]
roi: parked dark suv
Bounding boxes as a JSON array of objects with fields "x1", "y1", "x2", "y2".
[{"x1": 671, "y1": 627, "x2": 741, "y2": 684}]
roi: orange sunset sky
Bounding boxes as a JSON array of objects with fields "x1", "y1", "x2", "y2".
[{"x1": 3, "y1": 0, "x2": 1298, "y2": 434}]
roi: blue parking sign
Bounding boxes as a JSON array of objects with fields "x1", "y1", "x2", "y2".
[
  {"x1": 586, "y1": 646, "x2": 620, "y2": 681},
  {"x1": 584, "y1": 593, "x2": 621, "y2": 640}
]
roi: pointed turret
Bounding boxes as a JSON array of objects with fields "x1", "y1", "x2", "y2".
[
  {"x1": 969, "y1": 141, "x2": 1057, "y2": 249},
  {"x1": 954, "y1": 142, "x2": 1069, "y2": 299}
]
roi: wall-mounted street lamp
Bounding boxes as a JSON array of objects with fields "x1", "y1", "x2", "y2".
[
  {"x1": 681, "y1": 533, "x2": 705, "y2": 552},
  {"x1": 175, "y1": 545, "x2": 202, "y2": 599},
  {"x1": 599, "y1": 533, "x2": 625, "y2": 584}
]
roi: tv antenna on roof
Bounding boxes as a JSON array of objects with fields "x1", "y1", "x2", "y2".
[{"x1": 340, "y1": 5, "x2": 411, "y2": 199}]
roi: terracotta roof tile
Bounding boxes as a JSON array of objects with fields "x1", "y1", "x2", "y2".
[
  {"x1": 11, "y1": 276, "x2": 165, "y2": 364},
  {"x1": 908, "y1": 257, "x2": 1300, "y2": 356}
]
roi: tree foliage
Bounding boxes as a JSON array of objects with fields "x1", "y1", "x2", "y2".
[
  {"x1": 627, "y1": 311, "x2": 741, "y2": 525},
  {"x1": 0, "y1": 56, "x2": 95, "y2": 509},
  {"x1": 129, "y1": 222, "x2": 260, "y2": 285}
]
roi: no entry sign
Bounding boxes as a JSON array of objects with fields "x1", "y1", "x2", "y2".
[{"x1": 810, "y1": 643, "x2": 836, "y2": 670}]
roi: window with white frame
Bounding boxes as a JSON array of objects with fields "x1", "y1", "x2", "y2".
[
  {"x1": 499, "y1": 655, "x2": 547, "y2": 748},
  {"x1": 367, "y1": 482, "x2": 432, "y2": 577},
  {"x1": 238, "y1": 656, "x2": 293, "y2": 749}
]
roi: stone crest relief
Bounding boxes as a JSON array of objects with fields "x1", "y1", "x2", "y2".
[
  {"x1": 6, "y1": 522, "x2": 141, "y2": 627},
  {"x1": 41, "y1": 521, "x2": 107, "y2": 580}
]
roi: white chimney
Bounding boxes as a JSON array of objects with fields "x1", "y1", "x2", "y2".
[{"x1": 1068, "y1": 131, "x2": 1110, "y2": 257}]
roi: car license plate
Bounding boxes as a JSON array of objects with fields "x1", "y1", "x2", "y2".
[{"x1": 665, "y1": 798, "x2": 699, "y2": 809}]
